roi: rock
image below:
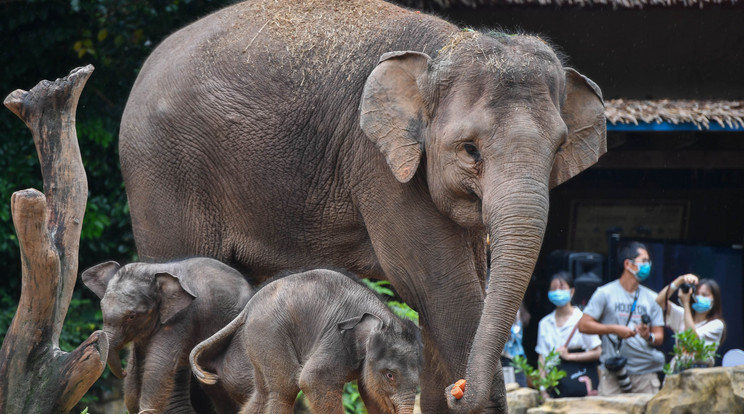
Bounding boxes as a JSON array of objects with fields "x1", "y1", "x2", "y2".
[
  {"x1": 527, "y1": 394, "x2": 653, "y2": 414},
  {"x1": 506, "y1": 382, "x2": 521, "y2": 393},
  {"x1": 646, "y1": 365, "x2": 744, "y2": 414},
  {"x1": 507, "y1": 387, "x2": 541, "y2": 414}
]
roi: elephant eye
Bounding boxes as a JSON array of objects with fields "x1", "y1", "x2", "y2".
[
  {"x1": 126, "y1": 313, "x2": 136, "y2": 321},
  {"x1": 463, "y1": 143, "x2": 481, "y2": 162},
  {"x1": 385, "y1": 371, "x2": 395, "y2": 382}
]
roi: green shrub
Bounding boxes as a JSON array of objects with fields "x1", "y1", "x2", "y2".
[
  {"x1": 512, "y1": 349, "x2": 566, "y2": 399},
  {"x1": 361, "y1": 279, "x2": 419, "y2": 325},
  {"x1": 663, "y1": 328, "x2": 719, "y2": 375}
]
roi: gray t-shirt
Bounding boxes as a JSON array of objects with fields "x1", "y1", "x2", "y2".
[{"x1": 583, "y1": 280, "x2": 665, "y2": 374}]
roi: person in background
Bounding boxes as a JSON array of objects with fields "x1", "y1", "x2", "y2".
[
  {"x1": 502, "y1": 302, "x2": 530, "y2": 387},
  {"x1": 655, "y1": 273, "x2": 726, "y2": 366},
  {"x1": 578, "y1": 241, "x2": 666, "y2": 395},
  {"x1": 536, "y1": 271, "x2": 602, "y2": 371}
]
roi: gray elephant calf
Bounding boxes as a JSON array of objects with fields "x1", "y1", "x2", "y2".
[
  {"x1": 82, "y1": 257, "x2": 255, "y2": 414},
  {"x1": 191, "y1": 269, "x2": 422, "y2": 414}
]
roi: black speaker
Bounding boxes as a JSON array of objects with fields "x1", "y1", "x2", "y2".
[{"x1": 568, "y1": 252, "x2": 604, "y2": 309}]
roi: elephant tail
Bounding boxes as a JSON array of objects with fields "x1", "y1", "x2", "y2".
[{"x1": 190, "y1": 306, "x2": 247, "y2": 385}]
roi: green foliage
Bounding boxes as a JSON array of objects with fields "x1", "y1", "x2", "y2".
[
  {"x1": 361, "y1": 279, "x2": 419, "y2": 324},
  {"x1": 343, "y1": 382, "x2": 368, "y2": 414},
  {"x1": 0, "y1": 0, "x2": 237, "y2": 408},
  {"x1": 0, "y1": 291, "x2": 17, "y2": 344},
  {"x1": 663, "y1": 328, "x2": 719, "y2": 375},
  {"x1": 512, "y1": 350, "x2": 566, "y2": 398}
]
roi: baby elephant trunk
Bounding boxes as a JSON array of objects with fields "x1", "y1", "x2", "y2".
[
  {"x1": 105, "y1": 335, "x2": 127, "y2": 379},
  {"x1": 392, "y1": 393, "x2": 418, "y2": 414}
]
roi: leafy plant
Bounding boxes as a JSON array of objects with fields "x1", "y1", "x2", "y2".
[
  {"x1": 663, "y1": 328, "x2": 719, "y2": 375},
  {"x1": 511, "y1": 349, "x2": 566, "y2": 399},
  {"x1": 361, "y1": 279, "x2": 419, "y2": 324},
  {"x1": 343, "y1": 382, "x2": 368, "y2": 414}
]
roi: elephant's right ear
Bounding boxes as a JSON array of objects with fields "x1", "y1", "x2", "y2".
[
  {"x1": 551, "y1": 68, "x2": 607, "y2": 189},
  {"x1": 359, "y1": 51, "x2": 431, "y2": 183},
  {"x1": 81, "y1": 261, "x2": 121, "y2": 299},
  {"x1": 156, "y1": 272, "x2": 197, "y2": 324},
  {"x1": 338, "y1": 312, "x2": 383, "y2": 361}
]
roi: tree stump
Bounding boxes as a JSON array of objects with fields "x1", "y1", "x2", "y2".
[{"x1": 0, "y1": 65, "x2": 108, "y2": 413}]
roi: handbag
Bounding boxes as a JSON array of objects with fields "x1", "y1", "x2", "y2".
[{"x1": 552, "y1": 324, "x2": 600, "y2": 397}]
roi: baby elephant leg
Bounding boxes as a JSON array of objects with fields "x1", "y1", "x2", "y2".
[
  {"x1": 240, "y1": 364, "x2": 269, "y2": 414},
  {"x1": 240, "y1": 362, "x2": 297, "y2": 414},
  {"x1": 298, "y1": 358, "x2": 346, "y2": 414},
  {"x1": 264, "y1": 393, "x2": 296, "y2": 414}
]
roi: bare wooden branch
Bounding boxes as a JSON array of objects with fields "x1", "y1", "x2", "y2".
[{"x1": 0, "y1": 65, "x2": 108, "y2": 414}]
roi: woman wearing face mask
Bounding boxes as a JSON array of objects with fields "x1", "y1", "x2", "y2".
[
  {"x1": 656, "y1": 274, "x2": 726, "y2": 366},
  {"x1": 536, "y1": 272, "x2": 602, "y2": 383}
]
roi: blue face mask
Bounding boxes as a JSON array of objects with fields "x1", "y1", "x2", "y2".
[
  {"x1": 692, "y1": 296, "x2": 712, "y2": 313},
  {"x1": 548, "y1": 289, "x2": 571, "y2": 307},
  {"x1": 631, "y1": 261, "x2": 651, "y2": 281}
]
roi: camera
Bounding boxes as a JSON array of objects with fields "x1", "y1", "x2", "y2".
[
  {"x1": 641, "y1": 314, "x2": 650, "y2": 325},
  {"x1": 680, "y1": 283, "x2": 696, "y2": 294},
  {"x1": 605, "y1": 355, "x2": 632, "y2": 393}
]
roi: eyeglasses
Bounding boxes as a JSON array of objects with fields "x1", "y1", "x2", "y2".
[{"x1": 633, "y1": 260, "x2": 652, "y2": 266}]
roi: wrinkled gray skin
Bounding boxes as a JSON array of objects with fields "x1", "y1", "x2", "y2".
[
  {"x1": 119, "y1": 0, "x2": 606, "y2": 412},
  {"x1": 82, "y1": 257, "x2": 254, "y2": 414},
  {"x1": 190, "y1": 269, "x2": 422, "y2": 414}
]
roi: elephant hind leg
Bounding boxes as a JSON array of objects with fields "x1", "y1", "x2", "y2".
[
  {"x1": 239, "y1": 394, "x2": 260, "y2": 414},
  {"x1": 264, "y1": 393, "x2": 296, "y2": 414},
  {"x1": 240, "y1": 391, "x2": 295, "y2": 414},
  {"x1": 240, "y1": 369, "x2": 266, "y2": 413}
]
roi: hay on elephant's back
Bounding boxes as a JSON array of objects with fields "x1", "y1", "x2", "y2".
[{"x1": 214, "y1": 0, "x2": 414, "y2": 72}]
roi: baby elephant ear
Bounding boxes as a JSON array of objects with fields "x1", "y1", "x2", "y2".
[
  {"x1": 338, "y1": 313, "x2": 383, "y2": 361},
  {"x1": 156, "y1": 272, "x2": 197, "y2": 324},
  {"x1": 81, "y1": 261, "x2": 121, "y2": 299},
  {"x1": 359, "y1": 51, "x2": 431, "y2": 183}
]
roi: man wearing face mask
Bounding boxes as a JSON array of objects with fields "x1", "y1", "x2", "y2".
[{"x1": 578, "y1": 241, "x2": 666, "y2": 395}]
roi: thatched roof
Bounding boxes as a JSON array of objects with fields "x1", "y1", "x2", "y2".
[
  {"x1": 396, "y1": 0, "x2": 741, "y2": 8},
  {"x1": 605, "y1": 99, "x2": 744, "y2": 130}
]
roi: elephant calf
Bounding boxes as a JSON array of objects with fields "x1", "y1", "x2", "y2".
[
  {"x1": 190, "y1": 269, "x2": 423, "y2": 414},
  {"x1": 82, "y1": 257, "x2": 255, "y2": 414}
]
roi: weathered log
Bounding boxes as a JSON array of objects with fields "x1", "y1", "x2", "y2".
[{"x1": 0, "y1": 65, "x2": 108, "y2": 414}]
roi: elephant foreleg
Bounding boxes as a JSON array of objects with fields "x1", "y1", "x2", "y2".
[
  {"x1": 410, "y1": 278, "x2": 485, "y2": 413},
  {"x1": 138, "y1": 343, "x2": 194, "y2": 414},
  {"x1": 298, "y1": 355, "x2": 346, "y2": 414},
  {"x1": 164, "y1": 367, "x2": 200, "y2": 414}
]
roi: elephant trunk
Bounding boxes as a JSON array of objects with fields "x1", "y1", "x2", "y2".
[
  {"x1": 105, "y1": 331, "x2": 127, "y2": 379},
  {"x1": 451, "y1": 173, "x2": 550, "y2": 412},
  {"x1": 392, "y1": 393, "x2": 418, "y2": 414},
  {"x1": 394, "y1": 402, "x2": 416, "y2": 414}
]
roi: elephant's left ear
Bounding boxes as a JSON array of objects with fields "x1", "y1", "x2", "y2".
[
  {"x1": 81, "y1": 261, "x2": 121, "y2": 299},
  {"x1": 156, "y1": 272, "x2": 197, "y2": 324},
  {"x1": 550, "y1": 68, "x2": 607, "y2": 189},
  {"x1": 359, "y1": 51, "x2": 431, "y2": 183},
  {"x1": 338, "y1": 313, "x2": 383, "y2": 361}
]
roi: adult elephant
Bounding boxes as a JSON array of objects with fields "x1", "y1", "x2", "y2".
[{"x1": 119, "y1": 0, "x2": 606, "y2": 412}]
